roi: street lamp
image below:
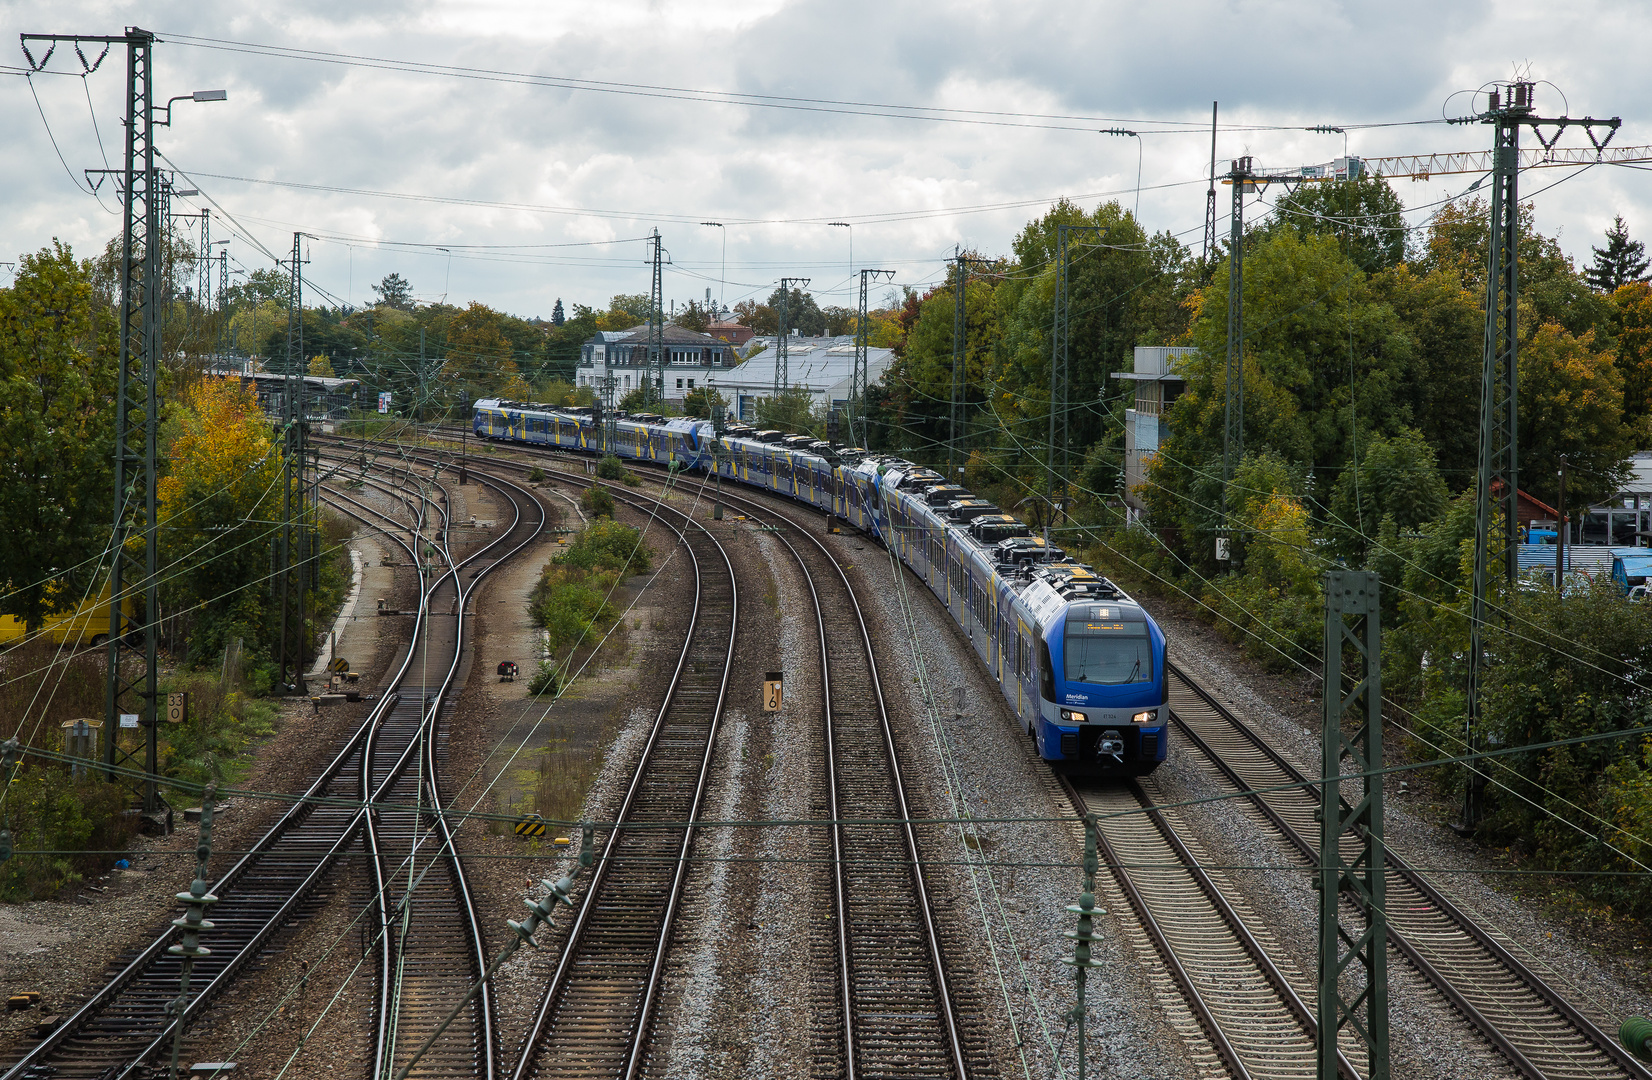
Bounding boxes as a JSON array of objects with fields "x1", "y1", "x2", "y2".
[
  {"x1": 1100, "y1": 128, "x2": 1142, "y2": 222},
  {"x1": 156, "y1": 88, "x2": 227, "y2": 127},
  {"x1": 700, "y1": 222, "x2": 726, "y2": 314},
  {"x1": 829, "y1": 221, "x2": 852, "y2": 278}
]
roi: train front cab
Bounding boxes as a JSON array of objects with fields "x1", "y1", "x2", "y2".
[{"x1": 1033, "y1": 609, "x2": 1167, "y2": 776}]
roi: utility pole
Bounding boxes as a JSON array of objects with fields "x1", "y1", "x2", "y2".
[
  {"x1": 648, "y1": 228, "x2": 664, "y2": 406},
  {"x1": 774, "y1": 276, "x2": 810, "y2": 394},
  {"x1": 27, "y1": 28, "x2": 162, "y2": 807},
  {"x1": 196, "y1": 207, "x2": 211, "y2": 363},
  {"x1": 853, "y1": 268, "x2": 895, "y2": 449},
  {"x1": 1203, "y1": 102, "x2": 1219, "y2": 268},
  {"x1": 1458, "y1": 79, "x2": 1619, "y2": 832},
  {"x1": 951, "y1": 250, "x2": 994, "y2": 476},
  {"x1": 1556, "y1": 457, "x2": 1568, "y2": 594},
  {"x1": 1318, "y1": 571, "x2": 1389, "y2": 1080},
  {"x1": 1222, "y1": 156, "x2": 1254, "y2": 535},
  {"x1": 1047, "y1": 224, "x2": 1106, "y2": 547},
  {"x1": 278, "y1": 232, "x2": 309, "y2": 695}
]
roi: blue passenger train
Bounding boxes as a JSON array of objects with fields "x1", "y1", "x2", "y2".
[{"x1": 473, "y1": 399, "x2": 1168, "y2": 774}]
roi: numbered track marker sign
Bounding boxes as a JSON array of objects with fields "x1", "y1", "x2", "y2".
[
  {"x1": 763, "y1": 671, "x2": 783, "y2": 712},
  {"x1": 166, "y1": 692, "x2": 187, "y2": 725}
]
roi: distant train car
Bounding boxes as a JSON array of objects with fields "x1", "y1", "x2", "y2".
[{"x1": 472, "y1": 398, "x2": 1168, "y2": 774}]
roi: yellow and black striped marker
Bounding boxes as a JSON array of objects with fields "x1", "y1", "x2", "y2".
[{"x1": 513, "y1": 814, "x2": 547, "y2": 838}]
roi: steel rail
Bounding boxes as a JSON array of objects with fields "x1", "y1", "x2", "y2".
[
  {"x1": 1167, "y1": 663, "x2": 1652, "y2": 1080},
  {"x1": 455, "y1": 466, "x2": 735, "y2": 1080}
]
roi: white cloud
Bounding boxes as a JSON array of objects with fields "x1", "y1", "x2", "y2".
[{"x1": 3, "y1": 0, "x2": 1650, "y2": 316}]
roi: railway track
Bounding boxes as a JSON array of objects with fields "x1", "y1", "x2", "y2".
[
  {"x1": 1063, "y1": 778, "x2": 1358, "y2": 1080},
  {"x1": 436, "y1": 432, "x2": 1652, "y2": 1080},
  {"x1": 505, "y1": 474, "x2": 736, "y2": 1080},
  {"x1": 320, "y1": 443, "x2": 549, "y2": 1079},
  {"x1": 1167, "y1": 664, "x2": 1652, "y2": 1080},
  {"x1": 745, "y1": 492, "x2": 983, "y2": 1079},
  {"x1": 426, "y1": 440, "x2": 990, "y2": 1077},
  {"x1": 0, "y1": 452, "x2": 539, "y2": 1080}
]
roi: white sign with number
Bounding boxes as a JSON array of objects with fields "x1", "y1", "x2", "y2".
[
  {"x1": 1215, "y1": 537, "x2": 1231, "y2": 562},
  {"x1": 119, "y1": 713, "x2": 139, "y2": 728}
]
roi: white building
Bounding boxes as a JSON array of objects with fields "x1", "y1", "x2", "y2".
[
  {"x1": 576, "y1": 321, "x2": 740, "y2": 405},
  {"x1": 1111, "y1": 345, "x2": 1194, "y2": 510},
  {"x1": 708, "y1": 334, "x2": 896, "y2": 424}
]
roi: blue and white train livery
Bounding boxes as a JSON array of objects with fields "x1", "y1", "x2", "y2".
[{"x1": 473, "y1": 398, "x2": 1168, "y2": 774}]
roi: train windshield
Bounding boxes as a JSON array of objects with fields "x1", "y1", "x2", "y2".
[{"x1": 1063, "y1": 620, "x2": 1151, "y2": 684}]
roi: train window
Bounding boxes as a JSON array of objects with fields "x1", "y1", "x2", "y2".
[{"x1": 1063, "y1": 619, "x2": 1151, "y2": 684}]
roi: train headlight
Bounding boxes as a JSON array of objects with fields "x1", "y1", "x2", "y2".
[
  {"x1": 1060, "y1": 709, "x2": 1085, "y2": 723},
  {"x1": 1132, "y1": 710, "x2": 1155, "y2": 724}
]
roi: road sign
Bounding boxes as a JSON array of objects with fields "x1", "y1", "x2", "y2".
[
  {"x1": 119, "y1": 713, "x2": 139, "y2": 729},
  {"x1": 166, "y1": 692, "x2": 187, "y2": 725},
  {"x1": 329, "y1": 657, "x2": 350, "y2": 674},
  {"x1": 763, "y1": 671, "x2": 783, "y2": 712},
  {"x1": 513, "y1": 814, "x2": 547, "y2": 838}
]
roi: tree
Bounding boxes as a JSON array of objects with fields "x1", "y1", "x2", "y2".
[
  {"x1": 0, "y1": 242, "x2": 117, "y2": 630},
  {"x1": 732, "y1": 299, "x2": 776, "y2": 335},
  {"x1": 1517, "y1": 322, "x2": 1636, "y2": 507},
  {"x1": 674, "y1": 299, "x2": 711, "y2": 333},
  {"x1": 157, "y1": 378, "x2": 283, "y2": 663},
  {"x1": 607, "y1": 294, "x2": 654, "y2": 322},
  {"x1": 1610, "y1": 282, "x2": 1652, "y2": 425},
  {"x1": 1267, "y1": 176, "x2": 1407, "y2": 275},
  {"x1": 551, "y1": 298, "x2": 565, "y2": 326},
  {"x1": 683, "y1": 385, "x2": 727, "y2": 420},
  {"x1": 373, "y1": 272, "x2": 414, "y2": 311},
  {"x1": 1586, "y1": 215, "x2": 1650, "y2": 293},
  {"x1": 1326, "y1": 427, "x2": 1449, "y2": 560},
  {"x1": 307, "y1": 354, "x2": 335, "y2": 378},
  {"x1": 764, "y1": 286, "x2": 826, "y2": 336},
  {"x1": 755, "y1": 386, "x2": 820, "y2": 435}
]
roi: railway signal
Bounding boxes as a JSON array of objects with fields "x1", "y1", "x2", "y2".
[
  {"x1": 167, "y1": 784, "x2": 218, "y2": 1080},
  {"x1": 1062, "y1": 814, "x2": 1106, "y2": 1080}
]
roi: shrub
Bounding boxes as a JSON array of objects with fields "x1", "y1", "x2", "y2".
[
  {"x1": 526, "y1": 660, "x2": 560, "y2": 697},
  {"x1": 596, "y1": 455, "x2": 629, "y2": 481},
  {"x1": 528, "y1": 466, "x2": 546, "y2": 483},
  {"x1": 580, "y1": 484, "x2": 615, "y2": 518},
  {"x1": 560, "y1": 519, "x2": 651, "y2": 577}
]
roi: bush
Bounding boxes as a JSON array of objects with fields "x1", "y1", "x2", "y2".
[
  {"x1": 580, "y1": 484, "x2": 615, "y2": 518},
  {"x1": 0, "y1": 770, "x2": 137, "y2": 900},
  {"x1": 596, "y1": 455, "x2": 631, "y2": 481},
  {"x1": 528, "y1": 466, "x2": 546, "y2": 483},
  {"x1": 560, "y1": 519, "x2": 651, "y2": 577},
  {"x1": 526, "y1": 660, "x2": 560, "y2": 697}
]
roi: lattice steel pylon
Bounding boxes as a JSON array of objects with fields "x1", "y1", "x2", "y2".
[
  {"x1": 774, "y1": 276, "x2": 810, "y2": 393},
  {"x1": 852, "y1": 268, "x2": 894, "y2": 448},
  {"x1": 23, "y1": 28, "x2": 163, "y2": 809},
  {"x1": 950, "y1": 250, "x2": 993, "y2": 476},
  {"x1": 647, "y1": 228, "x2": 664, "y2": 405},
  {"x1": 1046, "y1": 224, "x2": 1105, "y2": 545},
  {"x1": 1459, "y1": 80, "x2": 1621, "y2": 831},
  {"x1": 1318, "y1": 570, "x2": 1389, "y2": 1080},
  {"x1": 277, "y1": 232, "x2": 309, "y2": 694},
  {"x1": 1223, "y1": 156, "x2": 1253, "y2": 528}
]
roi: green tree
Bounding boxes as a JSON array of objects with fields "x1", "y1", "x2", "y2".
[
  {"x1": 372, "y1": 272, "x2": 414, "y2": 310},
  {"x1": 1326, "y1": 427, "x2": 1448, "y2": 560},
  {"x1": 1267, "y1": 176, "x2": 1407, "y2": 275},
  {"x1": 608, "y1": 294, "x2": 653, "y2": 322},
  {"x1": 1517, "y1": 322, "x2": 1636, "y2": 507},
  {"x1": 1585, "y1": 215, "x2": 1650, "y2": 293},
  {"x1": 764, "y1": 286, "x2": 827, "y2": 336},
  {"x1": 551, "y1": 298, "x2": 565, "y2": 326},
  {"x1": 0, "y1": 242, "x2": 117, "y2": 630},
  {"x1": 1609, "y1": 282, "x2": 1652, "y2": 425},
  {"x1": 683, "y1": 385, "x2": 726, "y2": 420},
  {"x1": 755, "y1": 386, "x2": 820, "y2": 435}
]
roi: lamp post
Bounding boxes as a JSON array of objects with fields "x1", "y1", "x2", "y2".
[
  {"x1": 829, "y1": 221, "x2": 852, "y2": 279},
  {"x1": 700, "y1": 222, "x2": 726, "y2": 313},
  {"x1": 1100, "y1": 128, "x2": 1142, "y2": 222}
]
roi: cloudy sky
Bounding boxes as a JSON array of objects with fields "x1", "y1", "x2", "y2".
[{"x1": 4, "y1": 1, "x2": 1651, "y2": 320}]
